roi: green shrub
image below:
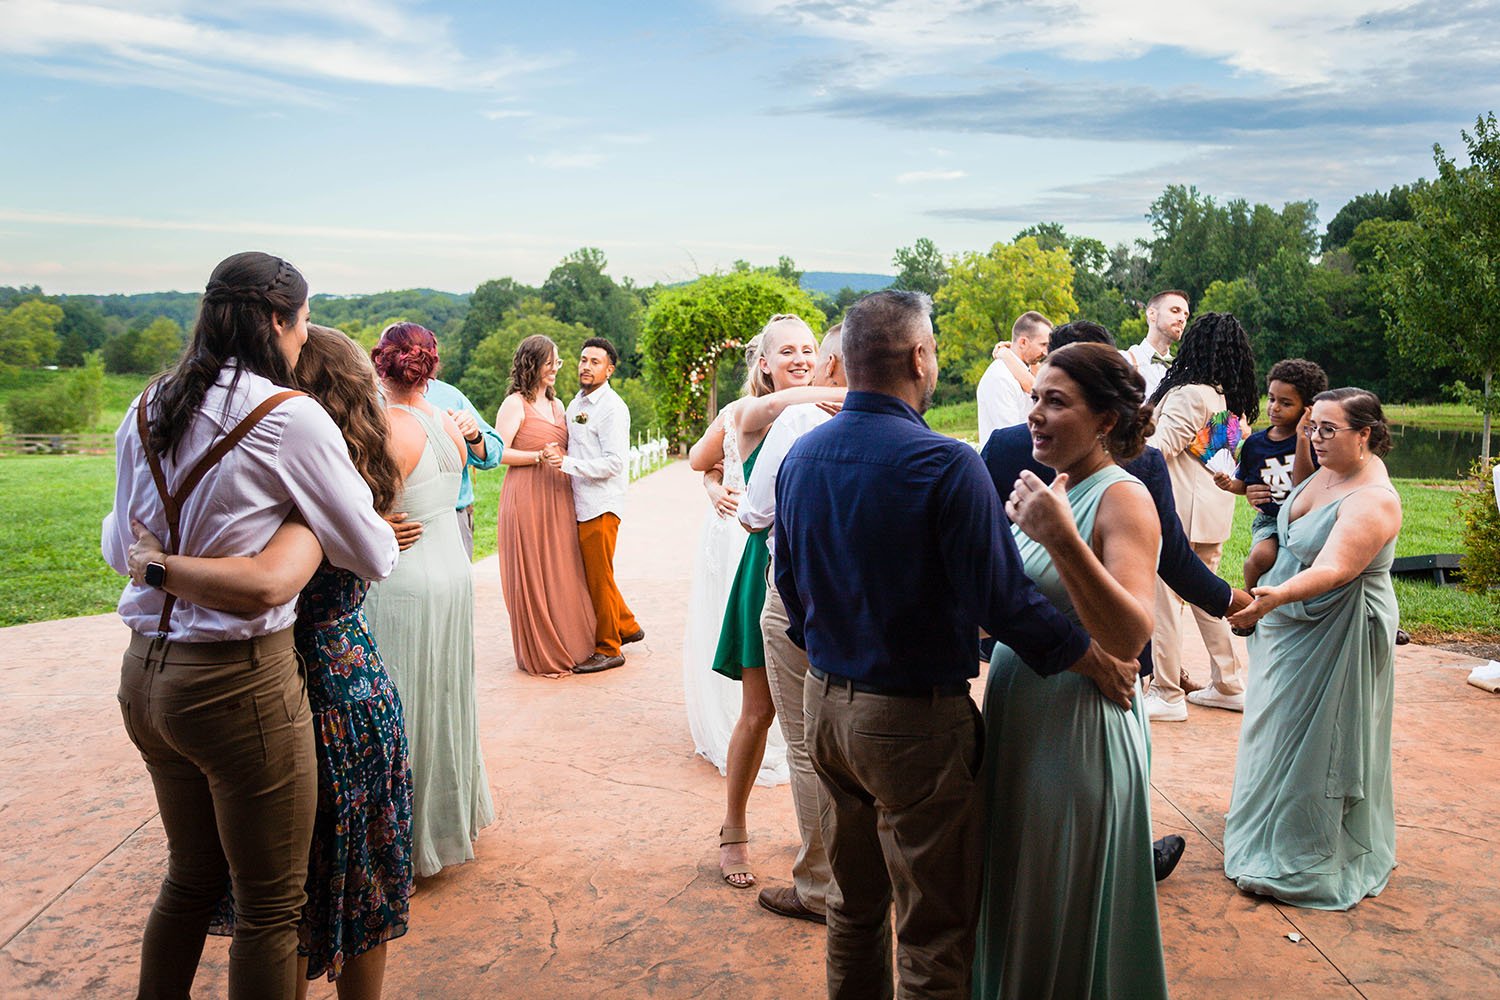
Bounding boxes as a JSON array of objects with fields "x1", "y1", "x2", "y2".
[
  {"x1": 1456, "y1": 458, "x2": 1500, "y2": 593},
  {"x1": 612, "y1": 376, "x2": 659, "y2": 438},
  {"x1": 4, "y1": 353, "x2": 104, "y2": 434}
]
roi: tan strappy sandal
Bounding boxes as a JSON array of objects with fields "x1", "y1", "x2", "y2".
[{"x1": 719, "y1": 826, "x2": 755, "y2": 888}]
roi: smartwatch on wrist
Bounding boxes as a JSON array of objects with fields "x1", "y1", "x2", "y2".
[{"x1": 144, "y1": 560, "x2": 167, "y2": 589}]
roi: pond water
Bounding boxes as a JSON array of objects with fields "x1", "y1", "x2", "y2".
[{"x1": 1384, "y1": 425, "x2": 1495, "y2": 480}]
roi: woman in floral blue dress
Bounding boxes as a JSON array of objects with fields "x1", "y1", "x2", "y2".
[{"x1": 128, "y1": 325, "x2": 413, "y2": 998}]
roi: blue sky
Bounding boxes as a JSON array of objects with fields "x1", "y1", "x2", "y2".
[{"x1": 1, "y1": 0, "x2": 1497, "y2": 294}]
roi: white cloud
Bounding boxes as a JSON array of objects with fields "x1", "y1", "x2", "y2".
[
  {"x1": 0, "y1": 0, "x2": 562, "y2": 103},
  {"x1": 527, "y1": 151, "x2": 608, "y2": 169},
  {"x1": 731, "y1": 0, "x2": 1460, "y2": 89},
  {"x1": 481, "y1": 109, "x2": 536, "y2": 120},
  {"x1": 897, "y1": 168, "x2": 967, "y2": 183}
]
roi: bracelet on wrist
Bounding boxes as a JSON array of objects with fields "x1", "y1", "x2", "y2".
[{"x1": 465, "y1": 431, "x2": 482, "y2": 445}]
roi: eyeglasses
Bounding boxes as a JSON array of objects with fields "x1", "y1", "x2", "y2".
[{"x1": 1303, "y1": 423, "x2": 1357, "y2": 440}]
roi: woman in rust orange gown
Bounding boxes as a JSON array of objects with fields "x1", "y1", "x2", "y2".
[{"x1": 494, "y1": 334, "x2": 597, "y2": 676}]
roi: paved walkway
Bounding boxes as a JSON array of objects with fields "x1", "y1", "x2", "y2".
[{"x1": 2, "y1": 459, "x2": 1497, "y2": 998}]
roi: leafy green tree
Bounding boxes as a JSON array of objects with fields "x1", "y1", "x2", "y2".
[
  {"x1": 457, "y1": 298, "x2": 593, "y2": 420},
  {"x1": 132, "y1": 317, "x2": 185, "y2": 374},
  {"x1": 0, "y1": 299, "x2": 63, "y2": 371},
  {"x1": 1145, "y1": 184, "x2": 1318, "y2": 302},
  {"x1": 1381, "y1": 112, "x2": 1500, "y2": 462},
  {"x1": 1321, "y1": 182, "x2": 1423, "y2": 252},
  {"x1": 541, "y1": 248, "x2": 642, "y2": 377},
  {"x1": 448, "y1": 277, "x2": 534, "y2": 382},
  {"x1": 1015, "y1": 223, "x2": 1133, "y2": 334},
  {"x1": 892, "y1": 237, "x2": 948, "y2": 295},
  {"x1": 933, "y1": 237, "x2": 1077, "y2": 387},
  {"x1": 4, "y1": 352, "x2": 104, "y2": 433},
  {"x1": 612, "y1": 376, "x2": 660, "y2": 438},
  {"x1": 55, "y1": 299, "x2": 113, "y2": 367},
  {"x1": 639, "y1": 270, "x2": 823, "y2": 445}
]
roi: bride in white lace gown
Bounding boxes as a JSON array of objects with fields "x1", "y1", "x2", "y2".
[{"x1": 682, "y1": 395, "x2": 789, "y2": 786}]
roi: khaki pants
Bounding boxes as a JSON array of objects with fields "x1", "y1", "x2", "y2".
[
  {"x1": 806, "y1": 677, "x2": 983, "y2": 1000},
  {"x1": 1151, "y1": 539, "x2": 1245, "y2": 703},
  {"x1": 457, "y1": 503, "x2": 475, "y2": 561},
  {"x1": 117, "y1": 629, "x2": 317, "y2": 1000},
  {"x1": 578, "y1": 513, "x2": 640, "y2": 657},
  {"x1": 760, "y1": 558, "x2": 832, "y2": 914}
]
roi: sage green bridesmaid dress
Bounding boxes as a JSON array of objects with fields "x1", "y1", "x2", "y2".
[
  {"x1": 1223, "y1": 480, "x2": 1399, "y2": 910},
  {"x1": 366, "y1": 404, "x2": 495, "y2": 877},
  {"x1": 974, "y1": 465, "x2": 1168, "y2": 1000}
]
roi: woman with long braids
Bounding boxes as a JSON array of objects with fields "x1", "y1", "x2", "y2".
[
  {"x1": 1142, "y1": 311, "x2": 1259, "y2": 722},
  {"x1": 103, "y1": 253, "x2": 398, "y2": 999},
  {"x1": 126, "y1": 325, "x2": 414, "y2": 998}
]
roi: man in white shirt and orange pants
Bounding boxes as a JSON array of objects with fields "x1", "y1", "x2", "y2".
[{"x1": 551, "y1": 336, "x2": 643, "y2": 673}]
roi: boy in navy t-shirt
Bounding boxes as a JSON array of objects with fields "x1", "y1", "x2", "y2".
[{"x1": 1213, "y1": 358, "x2": 1328, "y2": 601}]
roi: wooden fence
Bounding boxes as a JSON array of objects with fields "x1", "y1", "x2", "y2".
[{"x1": 0, "y1": 432, "x2": 115, "y2": 456}]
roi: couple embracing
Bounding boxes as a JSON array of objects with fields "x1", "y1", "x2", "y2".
[{"x1": 774, "y1": 291, "x2": 1170, "y2": 999}]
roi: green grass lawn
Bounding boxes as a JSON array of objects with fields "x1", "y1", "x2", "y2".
[
  {"x1": 927, "y1": 398, "x2": 1491, "y2": 439},
  {"x1": 3, "y1": 447, "x2": 1492, "y2": 639},
  {"x1": 0, "y1": 455, "x2": 125, "y2": 625}
]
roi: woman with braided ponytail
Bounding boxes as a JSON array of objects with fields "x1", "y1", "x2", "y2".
[
  {"x1": 1142, "y1": 311, "x2": 1259, "y2": 722},
  {"x1": 103, "y1": 252, "x2": 399, "y2": 1000}
]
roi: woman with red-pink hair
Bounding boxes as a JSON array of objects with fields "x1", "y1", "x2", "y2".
[{"x1": 365, "y1": 322, "x2": 495, "y2": 877}]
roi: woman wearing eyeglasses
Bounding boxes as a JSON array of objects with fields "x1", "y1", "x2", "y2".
[{"x1": 1224, "y1": 387, "x2": 1402, "y2": 909}]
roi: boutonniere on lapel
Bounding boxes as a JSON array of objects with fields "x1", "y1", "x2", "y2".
[{"x1": 574, "y1": 413, "x2": 588, "y2": 425}]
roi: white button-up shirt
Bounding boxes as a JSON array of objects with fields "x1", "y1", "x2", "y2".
[
  {"x1": 1124, "y1": 340, "x2": 1172, "y2": 399},
  {"x1": 976, "y1": 356, "x2": 1029, "y2": 444},
  {"x1": 102, "y1": 363, "x2": 399, "y2": 641},
  {"x1": 561, "y1": 381, "x2": 630, "y2": 522},
  {"x1": 738, "y1": 403, "x2": 834, "y2": 561}
]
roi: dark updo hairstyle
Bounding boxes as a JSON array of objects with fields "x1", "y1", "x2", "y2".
[
  {"x1": 1148, "y1": 311, "x2": 1260, "y2": 424},
  {"x1": 1049, "y1": 320, "x2": 1115, "y2": 350},
  {"x1": 298, "y1": 325, "x2": 402, "y2": 514},
  {"x1": 1314, "y1": 387, "x2": 1393, "y2": 457},
  {"x1": 371, "y1": 322, "x2": 440, "y2": 389},
  {"x1": 508, "y1": 334, "x2": 559, "y2": 401},
  {"x1": 1042, "y1": 342, "x2": 1156, "y2": 462},
  {"x1": 1266, "y1": 357, "x2": 1329, "y2": 408},
  {"x1": 148, "y1": 251, "x2": 308, "y2": 456}
]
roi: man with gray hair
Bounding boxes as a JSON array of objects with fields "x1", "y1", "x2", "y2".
[{"x1": 773, "y1": 291, "x2": 1137, "y2": 999}]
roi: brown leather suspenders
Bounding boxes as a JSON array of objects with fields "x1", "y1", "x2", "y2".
[{"x1": 136, "y1": 384, "x2": 308, "y2": 638}]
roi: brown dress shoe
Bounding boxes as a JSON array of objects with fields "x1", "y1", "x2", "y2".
[
  {"x1": 621, "y1": 628, "x2": 646, "y2": 644},
  {"x1": 757, "y1": 885, "x2": 825, "y2": 924},
  {"x1": 573, "y1": 652, "x2": 625, "y2": 674},
  {"x1": 1180, "y1": 669, "x2": 1206, "y2": 694}
]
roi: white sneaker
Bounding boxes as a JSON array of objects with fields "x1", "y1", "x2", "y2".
[
  {"x1": 1187, "y1": 687, "x2": 1245, "y2": 712},
  {"x1": 1145, "y1": 691, "x2": 1188, "y2": 722}
]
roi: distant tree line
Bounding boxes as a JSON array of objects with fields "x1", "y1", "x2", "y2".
[{"x1": 5, "y1": 113, "x2": 1497, "y2": 454}]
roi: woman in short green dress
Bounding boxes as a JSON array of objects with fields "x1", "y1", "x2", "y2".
[
  {"x1": 1225, "y1": 387, "x2": 1401, "y2": 910},
  {"x1": 974, "y1": 344, "x2": 1169, "y2": 999}
]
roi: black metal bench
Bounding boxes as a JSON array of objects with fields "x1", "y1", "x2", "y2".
[{"x1": 1390, "y1": 554, "x2": 1464, "y2": 586}]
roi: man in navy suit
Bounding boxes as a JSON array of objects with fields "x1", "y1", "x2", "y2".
[{"x1": 979, "y1": 320, "x2": 1251, "y2": 882}]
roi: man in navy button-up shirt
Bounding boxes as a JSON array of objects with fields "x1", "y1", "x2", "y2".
[{"x1": 773, "y1": 290, "x2": 1137, "y2": 1000}]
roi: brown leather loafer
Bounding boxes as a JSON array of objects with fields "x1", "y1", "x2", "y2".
[
  {"x1": 757, "y1": 886, "x2": 825, "y2": 924},
  {"x1": 621, "y1": 628, "x2": 646, "y2": 644},
  {"x1": 573, "y1": 653, "x2": 625, "y2": 674}
]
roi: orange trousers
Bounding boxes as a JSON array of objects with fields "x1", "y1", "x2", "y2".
[{"x1": 578, "y1": 513, "x2": 640, "y2": 657}]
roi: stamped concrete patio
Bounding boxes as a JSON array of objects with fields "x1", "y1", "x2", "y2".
[{"x1": 2, "y1": 459, "x2": 1496, "y2": 998}]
